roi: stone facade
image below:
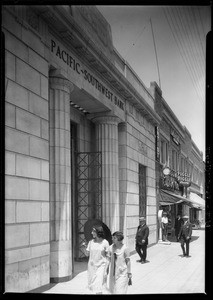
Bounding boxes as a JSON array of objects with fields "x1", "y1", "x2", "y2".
[
  {"x1": 3, "y1": 5, "x2": 160, "y2": 292},
  {"x1": 4, "y1": 6, "x2": 50, "y2": 291}
]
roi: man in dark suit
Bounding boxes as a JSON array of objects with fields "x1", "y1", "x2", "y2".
[
  {"x1": 178, "y1": 215, "x2": 192, "y2": 257},
  {"x1": 135, "y1": 216, "x2": 149, "y2": 264}
]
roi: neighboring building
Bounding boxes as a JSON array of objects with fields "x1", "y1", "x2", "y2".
[
  {"x1": 3, "y1": 5, "x2": 160, "y2": 292},
  {"x1": 150, "y1": 81, "x2": 205, "y2": 240}
]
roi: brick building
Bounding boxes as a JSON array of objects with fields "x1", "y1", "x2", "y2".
[{"x1": 150, "y1": 81, "x2": 205, "y2": 240}]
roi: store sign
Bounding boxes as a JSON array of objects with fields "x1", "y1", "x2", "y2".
[
  {"x1": 51, "y1": 39, "x2": 124, "y2": 111},
  {"x1": 155, "y1": 126, "x2": 160, "y2": 161}
]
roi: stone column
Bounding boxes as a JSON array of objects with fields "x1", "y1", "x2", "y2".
[
  {"x1": 92, "y1": 114, "x2": 120, "y2": 233},
  {"x1": 49, "y1": 75, "x2": 74, "y2": 282}
]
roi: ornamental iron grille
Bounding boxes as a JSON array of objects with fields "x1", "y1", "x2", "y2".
[
  {"x1": 75, "y1": 152, "x2": 102, "y2": 259},
  {"x1": 139, "y1": 164, "x2": 147, "y2": 217}
]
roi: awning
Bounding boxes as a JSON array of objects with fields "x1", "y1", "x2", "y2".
[
  {"x1": 159, "y1": 190, "x2": 184, "y2": 206},
  {"x1": 188, "y1": 192, "x2": 205, "y2": 209}
]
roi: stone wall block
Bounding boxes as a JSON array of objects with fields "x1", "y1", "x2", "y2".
[
  {"x1": 126, "y1": 216, "x2": 139, "y2": 228},
  {"x1": 5, "y1": 152, "x2": 16, "y2": 176},
  {"x1": 5, "y1": 201, "x2": 16, "y2": 224},
  {"x1": 127, "y1": 193, "x2": 139, "y2": 205},
  {"x1": 17, "y1": 202, "x2": 41, "y2": 223},
  {"x1": 16, "y1": 108, "x2": 41, "y2": 136},
  {"x1": 31, "y1": 244, "x2": 50, "y2": 259},
  {"x1": 41, "y1": 202, "x2": 49, "y2": 221},
  {"x1": 16, "y1": 155, "x2": 41, "y2": 179},
  {"x1": 146, "y1": 187, "x2": 156, "y2": 197},
  {"x1": 5, "y1": 176, "x2": 29, "y2": 200},
  {"x1": 30, "y1": 136, "x2": 49, "y2": 160},
  {"x1": 16, "y1": 59, "x2": 40, "y2": 95},
  {"x1": 5, "y1": 224, "x2": 30, "y2": 249},
  {"x1": 29, "y1": 179, "x2": 49, "y2": 201},
  {"x1": 29, "y1": 49, "x2": 48, "y2": 77},
  {"x1": 5, "y1": 103, "x2": 15, "y2": 128},
  {"x1": 41, "y1": 160, "x2": 49, "y2": 180},
  {"x1": 41, "y1": 119, "x2": 49, "y2": 140},
  {"x1": 5, "y1": 51, "x2": 15, "y2": 81},
  {"x1": 126, "y1": 204, "x2": 139, "y2": 216},
  {"x1": 29, "y1": 92, "x2": 48, "y2": 120},
  {"x1": 40, "y1": 255, "x2": 50, "y2": 286},
  {"x1": 5, "y1": 262, "x2": 19, "y2": 292},
  {"x1": 21, "y1": 26, "x2": 45, "y2": 57},
  {"x1": 30, "y1": 223, "x2": 49, "y2": 245},
  {"x1": 147, "y1": 205, "x2": 157, "y2": 215},
  {"x1": 5, "y1": 248, "x2": 31, "y2": 264},
  {"x1": 6, "y1": 80, "x2": 29, "y2": 110},
  {"x1": 5, "y1": 128, "x2": 29, "y2": 155},
  {"x1": 5, "y1": 31, "x2": 28, "y2": 61},
  {"x1": 41, "y1": 75, "x2": 49, "y2": 100},
  {"x1": 18, "y1": 257, "x2": 40, "y2": 291}
]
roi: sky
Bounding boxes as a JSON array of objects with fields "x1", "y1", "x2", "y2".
[{"x1": 97, "y1": 5, "x2": 211, "y2": 159}]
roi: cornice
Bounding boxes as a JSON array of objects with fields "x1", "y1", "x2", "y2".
[{"x1": 32, "y1": 5, "x2": 161, "y2": 126}]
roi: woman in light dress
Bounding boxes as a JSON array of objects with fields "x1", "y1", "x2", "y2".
[
  {"x1": 83, "y1": 225, "x2": 109, "y2": 294},
  {"x1": 108, "y1": 231, "x2": 132, "y2": 294}
]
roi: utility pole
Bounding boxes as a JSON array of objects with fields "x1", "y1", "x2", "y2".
[{"x1": 150, "y1": 18, "x2": 162, "y2": 89}]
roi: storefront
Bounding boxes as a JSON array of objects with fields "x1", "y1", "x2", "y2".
[{"x1": 3, "y1": 5, "x2": 160, "y2": 292}]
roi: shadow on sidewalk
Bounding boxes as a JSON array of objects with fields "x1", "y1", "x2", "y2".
[
  {"x1": 28, "y1": 283, "x2": 58, "y2": 293},
  {"x1": 28, "y1": 260, "x2": 88, "y2": 293}
]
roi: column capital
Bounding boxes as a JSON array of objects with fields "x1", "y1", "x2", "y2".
[
  {"x1": 89, "y1": 112, "x2": 121, "y2": 125},
  {"x1": 49, "y1": 70, "x2": 74, "y2": 94}
]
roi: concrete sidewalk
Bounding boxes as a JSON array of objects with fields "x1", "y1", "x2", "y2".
[{"x1": 30, "y1": 228, "x2": 205, "y2": 295}]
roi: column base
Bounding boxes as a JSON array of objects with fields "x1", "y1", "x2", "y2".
[{"x1": 50, "y1": 275, "x2": 72, "y2": 283}]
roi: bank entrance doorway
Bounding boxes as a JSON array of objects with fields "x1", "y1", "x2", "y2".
[{"x1": 70, "y1": 122, "x2": 102, "y2": 276}]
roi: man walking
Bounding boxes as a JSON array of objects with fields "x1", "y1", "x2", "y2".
[
  {"x1": 135, "y1": 216, "x2": 149, "y2": 264},
  {"x1": 178, "y1": 215, "x2": 192, "y2": 257}
]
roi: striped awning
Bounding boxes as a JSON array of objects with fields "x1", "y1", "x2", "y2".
[
  {"x1": 159, "y1": 190, "x2": 184, "y2": 206},
  {"x1": 188, "y1": 192, "x2": 205, "y2": 209}
]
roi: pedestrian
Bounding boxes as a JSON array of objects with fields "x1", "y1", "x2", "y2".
[
  {"x1": 135, "y1": 216, "x2": 149, "y2": 264},
  {"x1": 82, "y1": 225, "x2": 109, "y2": 294},
  {"x1": 174, "y1": 214, "x2": 183, "y2": 241},
  {"x1": 161, "y1": 211, "x2": 169, "y2": 241},
  {"x1": 108, "y1": 231, "x2": 132, "y2": 294},
  {"x1": 178, "y1": 215, "x2": 192, "y2": 257}
]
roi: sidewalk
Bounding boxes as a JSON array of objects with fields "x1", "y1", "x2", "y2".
[{"x1": 30, "y1": 228, "x2": 205, "y2": 295}]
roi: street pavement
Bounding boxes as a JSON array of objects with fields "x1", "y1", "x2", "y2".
[{"x1": 30, "y1": 227, "x2": 205, "y2": 295}]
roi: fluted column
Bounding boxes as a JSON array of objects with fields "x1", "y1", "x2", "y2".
[
  {"x1": 92, "y1": 114, "x2": 120, "y2": 233},
  {"x1": 49, "y1": 75, "x2": 74, "y2": 282}
]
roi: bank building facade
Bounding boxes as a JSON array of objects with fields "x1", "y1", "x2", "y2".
[{"x1": 2, "y1": 5, "x2": 204, "y2": 292}]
